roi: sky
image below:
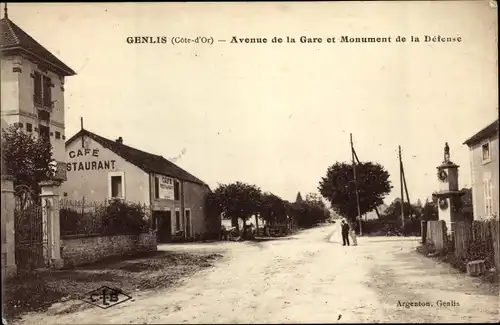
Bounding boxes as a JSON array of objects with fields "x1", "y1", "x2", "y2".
[{"x1": 5, "y1": 2, "x2": 498, "y2": 205}]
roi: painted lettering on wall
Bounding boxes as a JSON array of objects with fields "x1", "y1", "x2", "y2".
[
  {"x1": 66, "y1": 148, "x2": 116, "y2": 172},
  {"x1": 158, "y1": 176, "x2": 174, "y2": 200},
  {"x1": 68, "y1": 148, "x2": 100, "y2": 158},
  {"x1": 67, "y1": 160, "x2": 116, "y2": 171}
]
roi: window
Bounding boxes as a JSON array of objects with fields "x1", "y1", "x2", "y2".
[
  {"x1": 108, "y1": 172, "x2": 125, "y2": 199},
  {"x1": 175, "y1": 210, "x2": 181, "y2": 231},
  {"x1": 38, "y1": 124, "x2": 50, "y2": 140},
  {"x1": 174, "y1": 180, "x2": 180, "y2": 201},
  {"x1": 55, "y1": 131, "x2": 61, "y2": 139},
  {"x1": 26, "y1": 123, "x2": 32, "y2": 132},
  {"x1": 483, "y1": 173, "x2": 493, "y2": 217},
  {"x1": 33, "y1": 71, "x2": 42, "y2": 105},
  {"x1": 111, "y1": 176, "x2": 123, "y2": 198},
  {"x1": 154, "y1": 176, "x2": 160, "y2": 199},
  {"x1": 43, "y1": 76, "x2": 52, "y2": 108},
  {"x1": 33, "y1": 71, "x2": 52, "y2": 108},
  {"x1": 482, "y1": 142, "x2": 491, "y2": 163}
]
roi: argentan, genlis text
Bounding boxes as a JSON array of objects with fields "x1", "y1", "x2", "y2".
[{"x1": 126, "y1": 36, "x2": 168, "y2": 44}]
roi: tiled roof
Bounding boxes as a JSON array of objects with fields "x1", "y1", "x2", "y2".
[
  {"x1": 0, "y1": 17, "x2": 76, "y2": 76},
  {"x1": 65, "y1": 129, "x2": 208, "y2": 187},
  {"x1": 463, "y1": 119, "x2": 499, "y2": 147}
]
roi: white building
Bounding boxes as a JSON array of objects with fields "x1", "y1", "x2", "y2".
[{"x1": 1, "y1": 10, "x2": 76, "y2": 181}]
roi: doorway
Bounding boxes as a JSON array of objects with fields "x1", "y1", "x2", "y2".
[
  {"x1": 155, "y1": 211, "x2": 172, "y2": 243},
  {"x1": 185, "y1": 209, "x2": 192, "y2": 238}
]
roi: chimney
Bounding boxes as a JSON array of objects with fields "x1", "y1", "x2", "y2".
[{"x1": 116, "y1": 137, "x2": 123, "y2": 144}]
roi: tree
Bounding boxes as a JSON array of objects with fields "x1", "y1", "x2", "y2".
[
  {"x1": 382, "y1": 198, "x2": 421, "y2": 221},
  {"x1": 1, "y1": 125, "x2": 54, "y2": 197},
  {"x1": 415, "y1": 199, "x2": 423, "y2": 213},
  {"x1": 460, "y1": 188, "x2": 473, "y2": 221},
  {"x1": 422, "y1": 198, "x2": 438, "y2": 221},
  {"x1": 305, "y1": 193, "x2": 324, "y2": 206},
  {"x1": 209, "y1": 182, "x2": 262, "y2": 234},
  {"x1": 305, "y1": 193, "x2": 330, "y2": 223},
  {"x1": 287, "y1": 193, "x2": 330, "y2": 229},
  {"x1": 296, "y1": 192, "x2": 303, "y2": 202},
  {"x1": 260, "y1": 192, "x2": 288, "y2": 226},
  {"x1": 318, "y1": 162, "x2": 392, "y2": 221}
]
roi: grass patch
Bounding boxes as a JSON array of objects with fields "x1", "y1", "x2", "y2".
[
  {"x1": 416, "y1": 244, "x2": 499, "y2": 284},
  {"x1": 4, "y1": 251, "x2": 223, "y2": 321}
]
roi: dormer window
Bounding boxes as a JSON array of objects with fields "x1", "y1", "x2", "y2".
[{"x1": 33, "y1": 71, "x2": 53, "y2": 109}]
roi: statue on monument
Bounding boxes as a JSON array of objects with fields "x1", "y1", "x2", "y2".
[{"x1": 444, "y1": 142, "x2": 450, "y2": 163}]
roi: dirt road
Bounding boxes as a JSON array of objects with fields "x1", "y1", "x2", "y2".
[{"x1": 14, "y1": 224, "x2": 499, "y2": 324}]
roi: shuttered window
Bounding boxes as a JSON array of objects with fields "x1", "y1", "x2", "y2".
[{"x1": 483, "y1": 173, "x2": 493, "y2": 217}]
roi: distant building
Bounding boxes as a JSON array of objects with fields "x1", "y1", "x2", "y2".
[
  {"x1": 463, "y1": 119, "x2": 499, "y2": 219},
  {"x1": 62, "y1": 128, "x2": 220, "y2": 241},
  {"x1": 0, "y1": 12, "x2": 76, "y2": 181}
]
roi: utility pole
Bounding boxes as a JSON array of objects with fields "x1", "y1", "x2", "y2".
[
  {"x1": 350, "y1": 133, "x2": 363, "y2": 236},
  {"x1": 80, "y1": 117, "x2": 84, "y2": 148},
  {"x1": 399, "y1": 146, "x2": 405, "y2": 229},
  {"x1": 352, "y1": 145, "x2": 381, "y2": 220},
  {"x1": 401, "y1": 161, "x2": 412, "y2": 218}
]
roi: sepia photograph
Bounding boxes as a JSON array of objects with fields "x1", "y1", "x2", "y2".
[{"x1": 1, "y1": 1, "x2": 498, "y2": 324}]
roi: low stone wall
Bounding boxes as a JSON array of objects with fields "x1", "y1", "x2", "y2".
[{"x1": 61, "y1": 232, "x2": 157, "y2": 268}]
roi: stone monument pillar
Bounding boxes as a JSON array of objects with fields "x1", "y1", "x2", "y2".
[
  {"x1": 39, "y1": 180, "x2": 64, "y2": 269},
  {"x1": 432, "y1": 143, "x2": 465, "y2": 235},
  {"x1": 1, "y1": 175, "x2": 17, "y2": 278}
]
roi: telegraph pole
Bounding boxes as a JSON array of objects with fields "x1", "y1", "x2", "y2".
[
  {"x1": 350, "y1": 133, "x2": 363, "y2": 236},
  {"x1": 352, "y1": 144, "x2": 381, "y2": 220},
  {"x1": 80, "y1": 117, "x2": 84, "y2": 148},
  {"x1": 399, "y1": 146, "x2": 405, "y2": 229}
]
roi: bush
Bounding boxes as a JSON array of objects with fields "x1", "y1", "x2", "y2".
[
  {"x1": 465, "y1": 238, "x2": 495, "y2": 270},
  {"x1": 101, "y1": 200, "x2": 149, "y2": 236},
  {"x1": 361, "y1": 218, "x2": 421, "y2": 236}
]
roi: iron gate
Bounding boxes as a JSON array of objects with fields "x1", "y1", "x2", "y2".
[{"x1": 14, "y1": 185, "x2": 48, "y2": 272}]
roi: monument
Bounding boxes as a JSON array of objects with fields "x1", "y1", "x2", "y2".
[{"x1": 432, "y1": 142, "x2": 466, "y2": 234}]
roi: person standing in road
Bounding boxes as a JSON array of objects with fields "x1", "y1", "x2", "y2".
[
  {"x1": 348, "y1": 219, "x2": 358, "y2": 246},
  {"x1": 341, "y1": 219, "x2": 350, "y2": 246}
]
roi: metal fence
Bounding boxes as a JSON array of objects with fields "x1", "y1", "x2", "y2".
[{"x1": 59, "y1": 199, "x2": 151, "y2": 238}]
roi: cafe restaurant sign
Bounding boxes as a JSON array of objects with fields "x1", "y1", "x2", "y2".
[
  {"x1": 158, "y1": 175, "x2": 175, "y2": 200},
  {"x1": 66, "y1": 148, "x2": 117, "y2": 172}
]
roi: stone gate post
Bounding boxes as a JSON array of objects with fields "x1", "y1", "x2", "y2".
[
  {"x1": 39, "y1": 180, "x2": 63, "y2": 269},
  {"x1": 1, "y1": 175, "x2": 17, "y2": 277}
]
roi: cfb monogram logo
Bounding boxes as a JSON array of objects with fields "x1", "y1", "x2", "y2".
[{"x1": 81, "y1": 286, "x2": 132, "y2": 309}]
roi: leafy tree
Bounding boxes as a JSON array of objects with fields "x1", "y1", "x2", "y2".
[
  {"x1": 305, "y1": 192, "x2": 330, "y2": 223},
  {"x1": 422, "y1": 198, "x2": 438, "y2": 221},
  {"x1": 318, "y1": 162, "x2": 392, "y2": 221},
  {"x1": 416, "y1": 199, "x2": 423, "y2": 211},
  {"x1": 260, "y1": 192, "x2": 287, "y2": 226},
  {"x1": 205, "y1": 190, "x2": 224, "y2": 224},
  {"x1": 382, "y1": 198, "x2": 421, "y2": 221},
  {"x1": 1, "y1": 125, "x2": 54, "y2": 197},
  {"x1": 305, "y1": 193, "x2": 325, "y2": 207},
  {"x1": 288, "y1": 196, "x2": 330, "y2": 229},
  {"x1": 209, "y1": 182, "x2": 262, "y2": 234},
  {"x1": 101, "y1": 199, "x2": 149, "y2": 235},
  {"x1": 460, "y1": 188, "x2": 473, "y2": 221}
]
